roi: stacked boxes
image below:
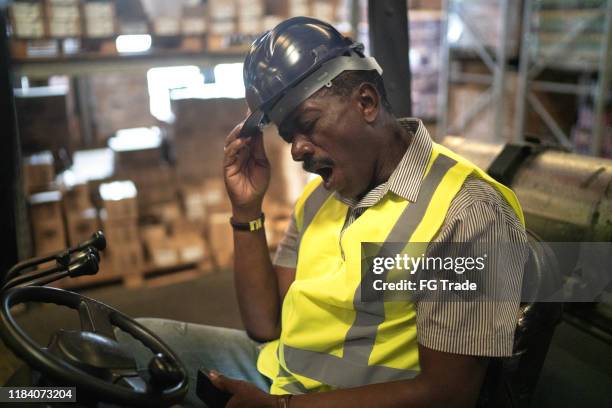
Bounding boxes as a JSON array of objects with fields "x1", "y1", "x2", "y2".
[
  {"x1": 180, "y1": 178, "x2": 231, "y2": 267},
  {"x1": 288, "y1": 0, "x2": 310, "y2": 16},
  {"x1": 182, "y1": 4, "x2": 207, "y2": 36},
  {"x1": 63, "y1": 183, "x2": 99, "y2": 247},
  {"x1": 23, "y1": 151, "x2": 55, "y2": 194},
  {"x1": 184, "y1": 179, "x2": 230, "y2": 212},
  {"x1": 99, "y1": 181, "x2": 144, "y2": 283},
  {"x1": 89, "y1": 73, "x2": 156, "y2": 145},
  {"x1": 82, "y1": 0, "x2": 116, "y2": 38},
  {"x1": 310, "y1": 0, "x2": 339, "y2": 22},
  {"x1": 10, "y1": 1, "x2": 45, "y2": 39},
  {"x1": 142, "y1": 221, "x2": 208, "y2": 269},
  {"x1": 171, "y1": 96, "x2": 308, "y2": 270},
  {"x1": 286, "y1": 0, "x2": 340, "y2": 23},
  {"x1": 206, "y1": 212, "x2": 233, "y2": 269},
  {"x1": 237, "y1": 0, "x2": 263, "y2": 35},
  {"x1": 109, "y1": 127, "x2": 178, "y2": 218},
  {"x1": 14, "y1": 86, "x2": 78, "y2": 156},
  {"x1": 45, "y1": 0, "x2": 81, "y2": 38},
  {"x1": 29, "y1": 191, "x2": 67, "y2": 256},
  {"x1": 208, "y1": 0, "x2": 236, "y2": 36},
  {"x1": 171, "y1": 97, "x2": 246, "y2": 182}
]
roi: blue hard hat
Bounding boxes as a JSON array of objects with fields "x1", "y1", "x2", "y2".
[{"x1": 241, "y1": 16, "x2": 382, "y2": 140}]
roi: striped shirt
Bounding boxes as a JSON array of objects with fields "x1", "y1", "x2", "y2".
[{"x1": 274, "y1": 118, "x2": 528, "y2": 357}]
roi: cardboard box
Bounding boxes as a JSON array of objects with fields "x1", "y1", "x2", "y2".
[
  {"x1": 182, "y1": 4, "x2": 207, "y2": 35},
  {"x1": 89, "y1": 73, "x2": 156, "y2": 144},
  {"x1": 101, "y1": 219, "x2": 140, "y2": 247},
  {"x1": 45, "y1": 0, "x2": 81, "y2": 38},
  {"x1": 172, "y1": 97, "x2": 246, "y2": 181},
  {"x1": 181, "y1": 178, "x2": 232, "y2": 222},
  {"x1": 10, "y1": 1, "x2": 45, "y2": 39},
  {"x1": 99, "y1": 180, "x2": 139, "y2": 221},
  {"x1": 141, "y1": 224, "x2": 178, "y2": 268},
  {"x1": 206, "y1": 211, "x2": 233, "y2": 269},
  {"x1": 108, "y1": 127, "x2": 163, "y2": 171},
  {"x1": 148, "y1": 241, "x2": 179, "y2": 268},
  {"x1": 181, "y1": 184, "x2": 207, "y2": 221},
  {"x1": 175, "y1": 232, "x2": 207, "y2": 264},
  {"x1": 14, "y1": 86, "x2": 78, "y2": 156},
  {"x1": 106, "y1": 242, "x2": 143, "y2": 277},
  {"x1": 153, "y1": 17, "x2": 181, "y2": 36},
  {"x1": 237, "y1": 0, "x2": 263, "y2": 34},
  {"x1": 202, "y1": 178, "x2": 231, "y2": 213},
  {"x1": 208, "y1": 0, "x2": 236, "y2": 35},
  {"x1": 63, "y1": 183, "x2": 92, "y2": 212},
  {"x1": 23, "y1": 151, "x2": 55, "y2": 194},
  {"x1": 66, "y1": 207, "x2": 99, "y2": 247},
  {"x1": 263, "y1": 199, "x2": 292, "y2": 249},
  {"x1": 83, "y1": 1, "x2": 116, "y2": 38},
  {"x1": 29, "y1": 191, "x2": 67, "y2": 256},
  {"x1": 262, "y1": 126, "x2": 309, "y2": 205},
  {"x1": 29, "y1": 190, "x2": 64, "y2": 225}
]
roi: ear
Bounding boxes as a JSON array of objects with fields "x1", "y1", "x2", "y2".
[{"x1": 355, "y1": 82, "x2": 380, "y2": 124}]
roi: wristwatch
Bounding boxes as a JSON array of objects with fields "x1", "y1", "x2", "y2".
[{"x1": 229, "y1": 213, "x2": 265, "y2": 232}]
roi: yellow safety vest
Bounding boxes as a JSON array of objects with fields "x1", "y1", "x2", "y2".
[{"x1": 257, "y1": 142, "x2": 525, "y2": 394}]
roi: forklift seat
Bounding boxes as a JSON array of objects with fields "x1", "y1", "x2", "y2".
[{"x1": 477, "y1": 230, "x2": 564, "y2": 407}]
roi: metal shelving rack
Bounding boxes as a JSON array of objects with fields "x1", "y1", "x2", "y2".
[
  {"x1": 513, "y1": 0, "x2": 612, "y2": 155},
  {"x1": 436, "y1": 0, "x2": 514, "y2": 141},
  {"x1": 11, "y1": 50, "x2": 246, "y2": 79}
]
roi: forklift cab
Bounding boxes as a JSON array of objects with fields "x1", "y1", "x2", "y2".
[{"x1": 0, "y1": 229, "x2": 563, "y2": 408}]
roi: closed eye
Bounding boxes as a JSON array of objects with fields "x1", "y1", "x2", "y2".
[{"x1": 298, "y1": 119, "x2": 317, "y2": 134}]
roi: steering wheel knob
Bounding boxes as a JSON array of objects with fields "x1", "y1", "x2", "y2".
[{"x1": 148, "y1": 353, "x2": 183, "y2": 388}]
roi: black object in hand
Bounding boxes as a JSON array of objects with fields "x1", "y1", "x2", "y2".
[{"x1": 196, "y1": 368, "x2": 232, "y2": 408}]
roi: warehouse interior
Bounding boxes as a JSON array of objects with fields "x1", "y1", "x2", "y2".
[{"x1": 0, "y1": 0, "x2": 611, "y2": 407}]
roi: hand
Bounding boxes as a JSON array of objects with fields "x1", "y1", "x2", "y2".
[
  {"x1": 223, "y1": 116, "x2": 271, "y2": 219},
  {"x1": 209, "y1": 370, "x2": 277, "y2": 408}
]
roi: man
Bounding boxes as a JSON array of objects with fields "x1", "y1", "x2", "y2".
[{"x1": 130, "y1": 17, "x2": 527, "y2": 407}]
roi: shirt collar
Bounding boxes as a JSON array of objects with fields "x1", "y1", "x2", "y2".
[{"x1": 335, "y1": 117, "x2": 433, "y2": 208}]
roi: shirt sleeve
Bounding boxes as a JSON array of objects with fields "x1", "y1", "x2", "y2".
[
  {"x1": 272, "y1": 212, "x2": 299, "y2": 268},
  {"x1": 416, "y1": 176, "x2": 528, "y2": 357}
]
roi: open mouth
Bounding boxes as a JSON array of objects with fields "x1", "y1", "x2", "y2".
[{"x1": 315, "y1": 166, "x2": 333, "y2": 182}]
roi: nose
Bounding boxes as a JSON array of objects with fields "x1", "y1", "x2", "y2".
[{"x1": 291, "y1": 133, "x2": 315, "y2": 162}]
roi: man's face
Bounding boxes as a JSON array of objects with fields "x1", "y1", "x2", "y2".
[{"x1": 278, "y1": 92, "x2": 378, "y2": 199}]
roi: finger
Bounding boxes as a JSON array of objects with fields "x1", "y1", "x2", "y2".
[
  {"x1": 249, "y1": 129, "x2": 267, "y2": 159},
  {"x1": 224, "y1": 122, "x2": 244, "y2": 148},
  {"x1": 209, "y1": 371, "x2": 238, "y2": 393},
  {"x1": 223, "y1": 137, "x2": 249, "y2": 166}
]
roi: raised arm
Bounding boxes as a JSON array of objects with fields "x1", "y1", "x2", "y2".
[{"x1": 223, "y1": 120, "x2": 294, "y2": 341}]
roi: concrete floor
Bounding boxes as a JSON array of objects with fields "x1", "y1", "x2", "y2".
[{"x1": 2, "y1": 270, "x2": 611, "y2": 407}]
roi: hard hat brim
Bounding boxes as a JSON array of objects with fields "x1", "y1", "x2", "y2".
[{"x1": 239, "y1": 109, "x2": 266, "y2": 138}]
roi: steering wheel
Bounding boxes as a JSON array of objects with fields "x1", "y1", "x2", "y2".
[{"x1": 0, "y1": 286, "x2": 188, "y2": 407}]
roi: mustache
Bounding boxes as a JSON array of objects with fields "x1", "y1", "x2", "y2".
[{"x1": 303, "y1": 157, "x2": 334, "y2": 173}]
